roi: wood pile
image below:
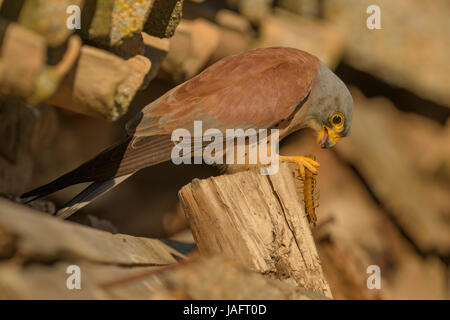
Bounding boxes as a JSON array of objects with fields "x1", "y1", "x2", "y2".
[
  {"x1": 0, "y1": 0, "x2": 448, "y2": 299},
  {"x1": 0, "y1": 168, "x2": 329, "y2": 299},
  {"x1": 0, "y1": 0, "x2": 180, "y2": 120}
]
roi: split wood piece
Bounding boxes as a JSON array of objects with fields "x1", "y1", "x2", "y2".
[
  {"x1": 82, "y1": 31, "x2": 166, "y2": 73},
  {"x1": 0, "y1": 198, "x2": 186, "y2": 299},
  {"x1": 47, "y1": 45, "x2": 151, "y2": 121},
  {"x1": 277, "y1": 0, "x2": 321, "y2": 18},
  {"x1": 227, "y1": 0, "x2": 273, "y2": 25},
  {"x1": 105, "y1": 256, "x2": 329, "y2": 300},
  {"x1": 142, "y1": 32, "x2": 170, "y2": 87},
  {"x1": 29, "y1": 34, "x2": 83, "y2": 105},
  {"x1": 0, "y1": 101, "x2": 57, "y2": 196},
  {"x1": 143, "y1": 0, "x2": 184, "y2": 38},
  {"x1": 2, "y1": 0, "x2": 84, "y2": 47},
  {"x1": 209, "y1": 9, "x2": 254, "y2": 63},
  {"x1": 107, "y1": 32, "x2": 145, "y2": 59},
  {"x1": 80, "y1": 0, "x2": 182, "y2": 48},
  {"x1": 0, "y1": 20, "x2": 82, "y2": 104},
  {"x1": 0, "y1": 198, "x2": 183, "y2": 265},
  {"x1": 179, "y1": 163, "x2": 333, "y2": 298},
  {"x1": 322, "y1": 0, "x2": 450, "y2": 108},
  {"x1": 180, "y1": 7, "x2": 254, "y2": 63},
  {"x1": 0, "y1": 261, "x2": 161, "y2": 299},
  {"x1": 258, "y1": 8, "x2": 344, "y2": 69},
  {"x1": 162, "y1": 18, "x2": 220, "y2": 83},
  {"x1": 215, "y1": 9, "x2": 253, "y2": 34},
  {"x1": 0, "y1": 255, "x2": 327, "y2": 299},
  {"x1": 80, "y1": 0, "x2": 154, "y2": 47},
  {"x1": 0, "y1": 21, "x2": 46, "y2": 100},
  {"x1": 115, "y1": 55, "x2": 152, "y2": 110}
]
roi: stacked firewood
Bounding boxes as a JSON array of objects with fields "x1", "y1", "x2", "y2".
[{"x1": 0, "y1": 0, "x2": 448, "y2": 299}]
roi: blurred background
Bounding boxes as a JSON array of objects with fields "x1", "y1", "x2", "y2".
[{"x1": 0, "y1": 0, "x2": 449, "y2": 299}]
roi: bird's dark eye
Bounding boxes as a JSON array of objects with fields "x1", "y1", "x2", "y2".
[
  {"x1": 330, "y1": 112, "x2": 345, "y2": 130},
  {"x1": 332, "y1": 116, "x2": 341, "y2": 124}
]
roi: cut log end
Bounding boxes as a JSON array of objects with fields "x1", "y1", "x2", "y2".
[{"x1": 179, "y1": 163, "x2": 333, "y2": 298}]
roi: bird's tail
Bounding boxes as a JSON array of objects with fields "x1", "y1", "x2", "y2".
[
  {"x1": 22, "y1": 134, "x2": 174, "y2": 216},
  {"x1": 56, "y1": 174, "x2": 134, "y2": 219},
  {"x1": 21, "y1": 137, "x2": 133, "y2": 202}
]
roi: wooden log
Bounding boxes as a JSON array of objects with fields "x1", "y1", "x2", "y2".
[
  {"x1": 161, "y1": 18, "x2": 220, "y2": 83},
  {"x1": 277, "y1": 0, "x2": 321, "y2": 18},
  {"x1": 0, "y1": 261, "x2": 162, "y2": 299},
  {"x1": 430, "y1": 119, "x2": 450, "y2": 183},
  {"x1": 12, "y1": 0, "x2": 84, "y2": 47},
  {"x1": 47, "y1": 45, "x2": 151, "y2": 121},
  {"x1": 209, "y1": 9, "x2": 254, "y2": 63},
  {"x1": 80, "y1": 0, "x2": 182, "y2": 47},
  {"x1": 180, "y1": 7, "x2": 254, "y2": 63},
  {"x1": 227, "y1": 0, "x2": 273, "y2": 25},
  {"x1": 0, "y1": 198, "x2": 186, "y2": 299},
  {"x1": 0, "y1": 101, "x2": 57, "y2": 196},
  {"x1": 29, "y1": 34, "x2": 83, "y2": 105},
  {"x1": 106, "y1": 33, "x2": 145, "y2": 59},
  {"x1": 80, "y1": 0, "x2": 154, "y2": 46},
  {"x1": 142, "y1": 32, "x2": 170, "y2": 87},
  {"x1": 179, "y1": 163, "x2": 333, "y2": 298},
  {"x1": 257, "y1": 8, "x2": 344, "y2": 69},
  {"x1": 116, "y1": 55, "x2": 152, "y2": 109},
  {"x1": 0, "y1": 198, "x2": 184, "y2": 265},
  {"x1": 0, "y1": 21, "x2": 46, "y2": 100},
  {"x1": 0, "y1": 198, "x2": 321, "y2": 299},
  {"x1": 127, "y1": 256, "x2": 329, "y2": 300},
  {"x1": 215, "y1": 9, "x2": 253, "y2": 34},
  {"x1": 322, "y1": 0, "x2": 450, "y2": 108},
  {"x1": 0, "y1": 254, "x2": 326, "y2": 299},
  {"x1": 0, "y1": 20, "x2": 82, "y2": 104},
  {"x1": 143, "y1": 0, "x2": 184, "y2": 38},
  {"x1": 86, "y1": 32, "x2": 168, "y2": 86}
]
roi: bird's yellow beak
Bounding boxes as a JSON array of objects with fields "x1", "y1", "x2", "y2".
[{"x1": 317, "y1": 125, "x2": 341, "y2": 149}]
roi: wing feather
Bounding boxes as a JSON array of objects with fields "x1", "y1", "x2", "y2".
[{"x1": 127, "y1": 47, "x2": 319, "y2": 137}]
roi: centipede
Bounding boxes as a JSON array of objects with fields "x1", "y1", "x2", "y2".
[{"x1": 297, "y1": 154, "x2": 319, "y2": 227}]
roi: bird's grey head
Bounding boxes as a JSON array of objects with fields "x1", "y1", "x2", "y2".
[{"x1": 305, "y1": 61, "x2": 353, "y2": 149}]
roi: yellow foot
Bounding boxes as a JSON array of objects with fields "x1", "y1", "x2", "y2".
[{"x1": 279, "y1": 155, "x2": 319, "y2": 180}]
